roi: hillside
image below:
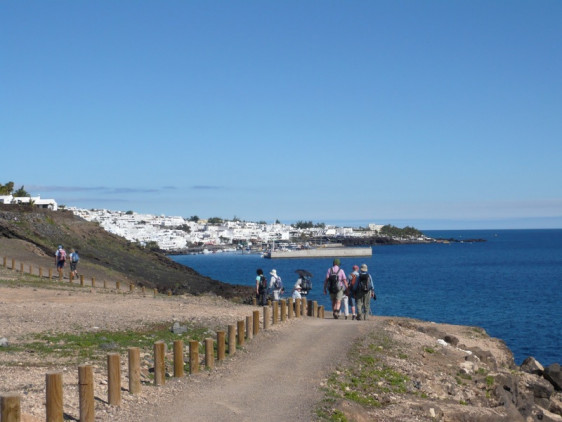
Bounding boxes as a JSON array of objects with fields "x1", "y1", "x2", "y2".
[{"x1": 0, "y1": 206, "x2": 253, "y2": 300}]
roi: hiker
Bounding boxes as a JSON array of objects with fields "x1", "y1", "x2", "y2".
[
  {"x1": 347, "y1": 265, "x2": 360, "y2": 320},
  {"x1": 55, "y1": 245, "x2": 66, "y2": 278},
  {"x1": 269, "y1": 269, "x2": 284, "y2": 301},
  {"x1": 69, "y1": 248, "x2": 80, "y2": 278},
  {"x1": 355, "y1": 264, "x2": 375, "y2": 321},
  {"x1": 323, "y1": 258, "x2": 347, "y2": 319},
  {"x1": 256, "y1": 268, "x2": 268, "y2": 306},
  {"x1": 292, "y1": 276, "x2": 303, "y2": 300}
]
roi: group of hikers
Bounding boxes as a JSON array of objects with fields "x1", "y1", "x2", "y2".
[
  {"x1": 254, "y1": 258, "x2": 376, "y2": 321},
  {"x1": 54, "y1": 245, "x2": 80, "y2": 279}
]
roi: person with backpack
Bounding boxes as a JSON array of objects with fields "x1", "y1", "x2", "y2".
[
  {"x1": 347, "y1": 265, "x2": 360, "y2": 320},
  {"x1": 255, "y1": 268, "x2": 268, "y2": 306},
  {"x1": 323, "y1": 258, "x2": 347, "y2": 319},
  {"x1": 355, "y1": 264, "x2": 375, "y2": 321},
  {"x1": 69, "y1": 248, "x2": 80, "y2": 279},
  {"x1": 269, "y1": 269, "x2": 284, "y2": 301},
  {"x1": 55, "y1": 245, "x2": 66, "y2": 278}
]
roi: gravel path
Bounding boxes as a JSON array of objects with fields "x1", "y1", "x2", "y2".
[{"x1": 118, "y1": 318, "x2": 368, "y2": 422}]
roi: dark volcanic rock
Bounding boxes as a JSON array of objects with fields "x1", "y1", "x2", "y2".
[{"x1": 544, "y1": 363, "x2": 562, "y2": 391}]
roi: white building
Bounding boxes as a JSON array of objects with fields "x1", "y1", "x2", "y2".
[{"x1": 0, "y1": 195, "x2": 58, "y2": 211}]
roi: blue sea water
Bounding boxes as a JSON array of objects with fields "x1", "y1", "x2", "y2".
[{"x1": 170, "y1": 229, "x2": 562, "y2": 366}]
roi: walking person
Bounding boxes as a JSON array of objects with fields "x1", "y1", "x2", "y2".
[
  {"x1": 355, "y1": 264, "x2": 375, "y2": 321},
  {"x1": 269, "y1": 269, "x2": 284, "y2": 301},
  {"x1": 347, "y1": 265, "x2": 360, "y2": 320},
  {"x1": 256, "y1": 269, "x2": 268, "y2": 306},
  {"x1": 55, "y1": 245, "x2": 66, "y2": 279},
  {"x1": 292, "y1": 276, "x2": 303, "y2": 300},
  {"x1": 323, "y1": 258, "x2": 346, "y2": 319},
  {"x1": 69, "y1": 248, "x2": 80, "y2": 279}
]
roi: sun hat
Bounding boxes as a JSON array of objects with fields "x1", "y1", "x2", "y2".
[
  {"x1": 58, "y1": 245, "x2": 62, "y2": 249},
  {"x1": 270, "y1": 269, "x2": 277, "y2": 276},
  {"x1": 360, "y1": 264, "x2": 368, "y2": 272},
  {"x1": 333, "y1": 258, "x2": 341, "y2": 266}
]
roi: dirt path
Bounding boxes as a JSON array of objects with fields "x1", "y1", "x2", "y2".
[{"x1": 116, "y1": 318, "x2": 369, "y2": 422}]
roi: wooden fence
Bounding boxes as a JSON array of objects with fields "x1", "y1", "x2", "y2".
[{"x1": 0, "y1": 255, "x2": 325, "y2": 421}]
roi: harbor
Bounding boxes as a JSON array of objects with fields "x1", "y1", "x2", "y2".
[{"x1": 263, "y1": 245, "x2": 372, "y2": 259}]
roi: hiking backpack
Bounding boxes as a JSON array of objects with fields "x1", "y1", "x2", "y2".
[
  {"x1": 259, "y1": 275, "x2": 267, "y2": 293},
  {"x1": 328, "y1": 268, "x2": 341, "y2": 294},
  {"x1": 359, "y1": 273, "x2": 370, "y2": 292},
  {"x1": 71, "y1": 252, "x2": 79, "y2": 263},
  {"x1": 273, "y1": 276, "x2": 282, "y2": 290},
  {"x1": 58, "y1": 249, "x2": 66, "y2": 261}
]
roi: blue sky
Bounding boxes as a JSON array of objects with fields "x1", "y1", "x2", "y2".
[{"x1": 2, "y1": 1, "x2": 561, "y2": 230}]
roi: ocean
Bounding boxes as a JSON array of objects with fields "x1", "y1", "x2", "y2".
[{"x1": 170, "y1": 229, "x2": 562, "y2": 366}]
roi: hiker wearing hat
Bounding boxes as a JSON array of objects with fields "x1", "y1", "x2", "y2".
[
  {"x1": 323, "y1": 258, "x2": 347, "y2": 319},
  {"x1": 55, "y1": 245, "x2": 67, "y2": 279},
  {"x1": 269, "y1": 269, "x2": 284, "y2": 301},
  {"x1": 355, "y1": 264, "x2": 375, "y2": 321}
]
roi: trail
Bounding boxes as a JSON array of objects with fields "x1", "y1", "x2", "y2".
[{"x1": 119, "y1": 317, "x2": 370, "y2": 422}]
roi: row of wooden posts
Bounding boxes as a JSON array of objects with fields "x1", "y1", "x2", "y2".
[
  {"x1": 0, "y1": 256, "x2": 174, "y2": 296},
  {"x1": 0, "y1": 255, "x2": 325, "y2": 422}
]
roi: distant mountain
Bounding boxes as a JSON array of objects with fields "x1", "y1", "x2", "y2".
[{"x1": 0, "y1": 206, "x2": 253, "y2": 301}]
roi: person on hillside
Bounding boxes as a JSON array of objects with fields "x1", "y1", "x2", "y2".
[
  {"x1": 323, "y1": 258, "x2": 347, "y2": 319},
  {"x1": 355, "y1": 264, "x2": 375, "y2": 321},
  {"x1": 69, "y1": 248, "x2": 79, "y2": 279},
  {"x1": 55, "y1": 245, "x2": 66, "y2": 279},
  {"x1": 269, "y1": 269, "x2": 284, "y2": 301},
  {"x1": 256, "y1": 268, "x2": 268, "y2": 306},
  {"x1": 347, "y1": 265, "x2": 360, "y2": 320}
]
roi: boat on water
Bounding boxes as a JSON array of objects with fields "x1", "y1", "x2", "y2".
[{"x1": 263, "y1": 245, "x2": 372, "y2": 259}]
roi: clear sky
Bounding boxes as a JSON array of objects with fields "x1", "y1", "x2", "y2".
[{"x1": 2, "y1": 1, "x2": 561, "y2": 230}]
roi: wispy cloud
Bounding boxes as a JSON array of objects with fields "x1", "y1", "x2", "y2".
[
  {"x1": 28, "y1": 185, "x2": 178, "y2": 195},
  {"x1": 191, "y1": 185, "x2": 224, "y2": 190}
]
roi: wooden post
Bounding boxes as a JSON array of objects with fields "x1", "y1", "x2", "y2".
[
  {"x1": 20, "y1": 262, "x2": 24, "y2": 273},
  {"x1": 246, "y1": 315, "x2": 253, "y2": 340},
  {"x1": 302, "y1": 298, "x2": 308, "y2": 316},
  {"x1": 107, "y1": 353, "x2": 121, "y2": 406},
  {"x1": 11, "y1": 258, "x2": 15, "y2": 270},
  {"x1": 295, "y1": 299, "x2": 301, "y2": 318},
  {"x1": 167, "y1": 289, "x2": 172, "y2": 296},
  {"x1": 128, "y1": 347, "x2": 141, "y2": 395},
  {"x1": 287, "y1": 298, "x2": 293, "y2": 319},
  {"x1": 205, "y1": 338, "x2": 214, "y2": 369},
  {"x1": 280, "y1": 299, "x2": 287, "y2": 322},
  {"x1": 129, "y1": 283, "x2": 134, "y2": 292},
  {"x1": 2, "y1": 256, "x2": 6, "y2": 268},
  {"x1": 141, "y1": 286, "x2": 146, "y2": 296},
  {"x1": 1, "y1": 394, "x2": 21, "y2": 422},
  {"x1": 313, "y1": 301, "x2": 318, "y2": 318},
  {"x1": 154, "y1": 288, "x2": 158, "y2": 297},
  {"x1": 217, "y1": 330, "x2": 226, "y2": 361},
  {"x1": 236, "y1": 320, "x2": 244, "y2": 346},
  {"x1": 252, "y1": 310, "x2": 260, "y2": 336},
  {"x1": 272, "y1": 301, "x2": 279, "y2": 325},
  {"x1": 78, "y1": 365, "x2": 94, "y2": 422},
  {"x1": 263, "y1": 306, "x2": 270, "y2": 331},
  {"x1": 49, "y1": 267, "x2": 52, "y2": 279},
  {"x1": 46, "y1": 371, "x2": 63, "y2": 421},
  {"x1": 189, "y1": 340, "x2": 199, "y2": 374},
  {"x1": 69, "y1": 272, "x2": 74, "y2": 283},
  {"x1": 39, "y1": 267, "x2": 43, "y2": 278},
  {"x1": 29, "y1": 264, "x2": 33, "y2": 275},
  {"x1": 58, "y1": 268, "x2": 62, "y2": 281},
  {"x1": 252, "y1": 297, "x2": 257, "y2": 306},
  {"x1": 116, "y1": 281, "x2": 120, "y2": 291},
  {"x1": 320, "y1": 305, "x2": 325, "y2": 319},
  {"x1": 173, "y1": 340, "x2": 184, "y2": 378},
  {"x1": 153, "y1": 341, "x2": 166, "y2": 386},
  {"x1": 228, "y1": 324, "x2": 236, "y2": 356}
]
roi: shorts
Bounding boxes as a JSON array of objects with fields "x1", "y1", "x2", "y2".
[
  {"x1": 56, "y1": 260, "x2": 65, "y2": 269},
  {"x1": 70, "y1": 262, "x2": 77, "y2": 272},
  {"x1": 330, "y1": 289, "x2": 344, "y2": 302}
]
